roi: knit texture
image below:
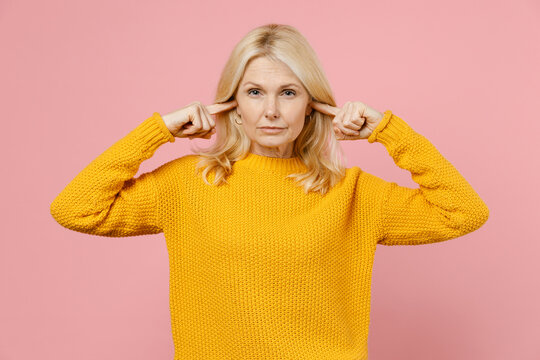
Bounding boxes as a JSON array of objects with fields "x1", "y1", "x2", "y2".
[{"x1": 50, "y1": 110, "x2": 489, "y2": 359}]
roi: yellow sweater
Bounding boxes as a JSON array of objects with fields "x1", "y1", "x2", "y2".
[{"x1": 50, "y1": 110, "x2": 489, "y2": 359}]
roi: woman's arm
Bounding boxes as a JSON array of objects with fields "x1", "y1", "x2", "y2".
[
  {"x1": 50, "y1": 112, "x2": 175, "y2": 237},
  {"x1": 369, "y1": 111, "x2": 490, "y2": 246}
]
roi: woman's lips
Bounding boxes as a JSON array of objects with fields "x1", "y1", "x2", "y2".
[{"x1": 259, "y1": 127, "x2": 285, "y2": 133}]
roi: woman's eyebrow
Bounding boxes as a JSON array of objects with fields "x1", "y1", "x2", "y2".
[{"x1": 242, "y1": 81, "x2": 300, "y2": 89}]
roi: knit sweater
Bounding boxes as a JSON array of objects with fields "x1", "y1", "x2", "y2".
[{"x1": 50, "y1": 109, "x2": 489, "y2": 359}]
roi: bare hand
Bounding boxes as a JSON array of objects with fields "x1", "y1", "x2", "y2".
[
  {"x1": 310, "y1": 101, "x2": 384, "y2": 140},
  {"x1": 162, "y1": 100, "x2": 238, "y2": 140}
]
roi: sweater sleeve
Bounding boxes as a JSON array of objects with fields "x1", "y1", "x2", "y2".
[
  {"x1": 368, "y1": 110, "x2": 490, "y2": 246},
  {"x1": 50, "y1": 112, "x2": 176, "y2": 237}
]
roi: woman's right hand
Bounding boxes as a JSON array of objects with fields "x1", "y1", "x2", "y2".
[{"x1": 162, "y1": 100, "x2": 238, "y2": 140}]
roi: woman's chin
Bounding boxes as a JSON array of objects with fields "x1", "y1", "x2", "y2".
[{"x1": 255, "y1": 138, "x2": 288, "y2": 147}]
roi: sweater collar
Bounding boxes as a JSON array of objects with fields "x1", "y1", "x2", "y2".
[{"x1": 234, "y1": 152, "x2": 307, "y2": 173}]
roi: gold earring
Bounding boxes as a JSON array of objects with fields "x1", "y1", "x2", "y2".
[{"x1": 234, "y1": 115, "x2": 242, "y2": 125}]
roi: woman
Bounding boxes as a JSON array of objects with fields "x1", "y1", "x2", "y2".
[{"x1": 50, "y1": 23, "x2": 489, "y2": 359}]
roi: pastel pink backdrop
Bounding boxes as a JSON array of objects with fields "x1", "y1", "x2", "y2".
[{"x1": 1, "y1": 0, "x2": 538, "y2": 359}]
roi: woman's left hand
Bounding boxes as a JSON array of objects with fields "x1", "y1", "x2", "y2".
[{"x1": 310, "y1": 101, "x2": 384, "y2": 140}]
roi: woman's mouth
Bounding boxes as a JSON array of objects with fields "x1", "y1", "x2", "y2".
[{"x1": 259, "y1": 127, "x2": 285, "y2": 134}]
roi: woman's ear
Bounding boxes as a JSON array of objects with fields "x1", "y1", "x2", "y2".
[
  {"x1": 306, "y1": 102, "x2": 313, "y2": 116},
  {"x1": 233, "y1": 95, "x2": 241, "y2": 117}
]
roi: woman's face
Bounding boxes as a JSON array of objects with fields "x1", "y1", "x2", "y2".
[{"x1": 235, "y1": 56, "x2": 312, "y2": 158}]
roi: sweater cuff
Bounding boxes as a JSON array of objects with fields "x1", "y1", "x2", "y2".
[
  {"x1": 153, "y1": 112, "x2": 176, "y2": 143},
  {"x1": 367, "y1": 110, "x2": 410, "y2": 147},
  {"x1": 135, "y1": 112, "x2": 176, "y2": 156}
]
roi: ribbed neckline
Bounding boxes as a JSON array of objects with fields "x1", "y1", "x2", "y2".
[{"x1": 234, "y1": 152, "x2": 307, "y2": 173}]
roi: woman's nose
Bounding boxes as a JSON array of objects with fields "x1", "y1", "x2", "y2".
[{"x1": 264, "y1": 99, "x2": 280, "y2": 118}]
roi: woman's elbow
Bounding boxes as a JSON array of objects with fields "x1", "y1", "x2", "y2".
[{"x1": 461, "y1": 200, "x2": 490, "y2": 234}]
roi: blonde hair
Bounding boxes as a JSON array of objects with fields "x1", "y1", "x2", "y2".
[{"x1": 190, "y1": 23, "x2": 347, "y2": 195}]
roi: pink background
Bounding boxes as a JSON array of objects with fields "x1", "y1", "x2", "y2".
[{"x1": 1, "y1": 0, "x2": 539, "y2": 359}]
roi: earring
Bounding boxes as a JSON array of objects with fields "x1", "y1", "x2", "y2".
[{"x1": 234, "y1": 115, "x2": 242, "y2": 125}]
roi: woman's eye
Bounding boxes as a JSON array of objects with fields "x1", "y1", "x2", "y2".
[{"x1": 247, "y1": 89, "x2": 296, "y2": 96}]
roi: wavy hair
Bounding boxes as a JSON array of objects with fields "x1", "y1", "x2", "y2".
[{"x1": 190, "y1": 23, "x2": 347, "y2": 195}]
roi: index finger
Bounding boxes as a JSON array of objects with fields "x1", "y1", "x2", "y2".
[
  {"x1": 310, "y1": 101, "x2": 341, "y2": 117},
  {"x1": 205, "y1": 99, "x2": 238, "y2": 115}
]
